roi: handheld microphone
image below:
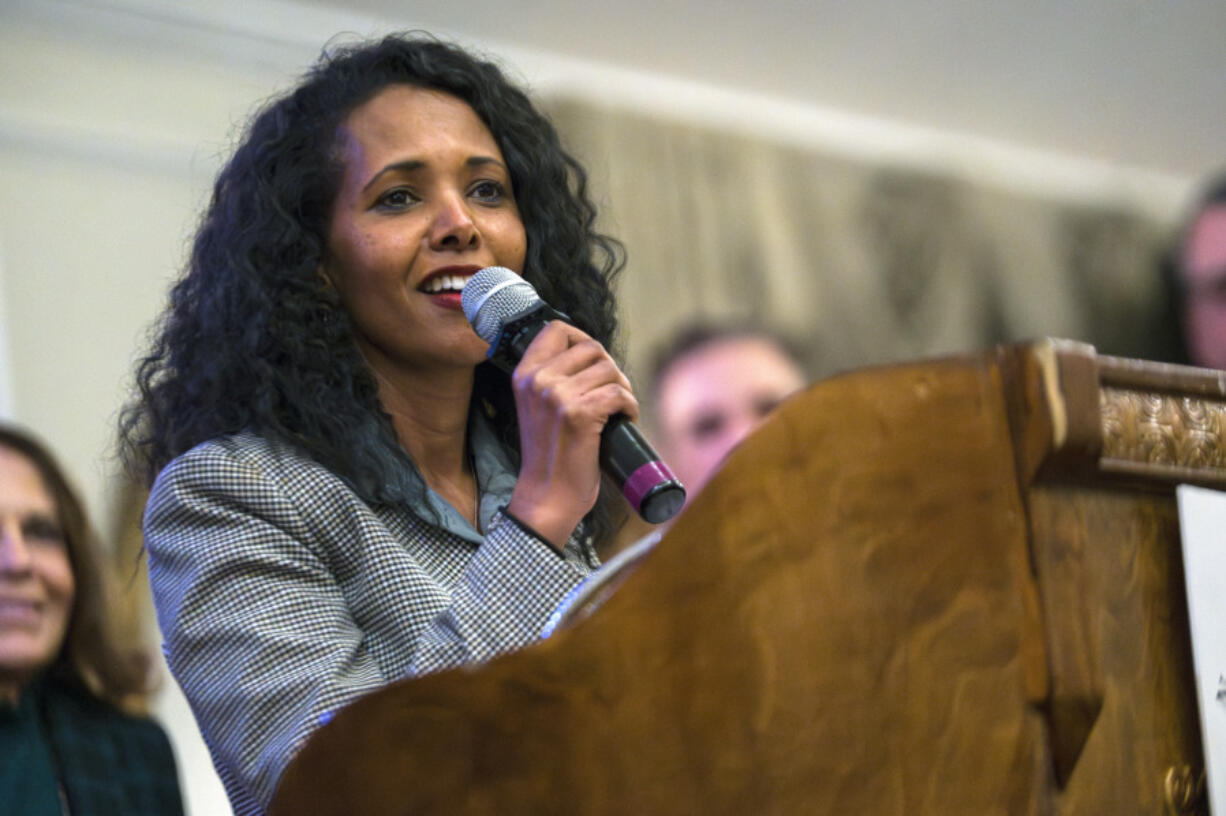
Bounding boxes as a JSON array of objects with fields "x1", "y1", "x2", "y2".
[{"x1": 462, "y1": 266, "x2": 686, "y2": 524}]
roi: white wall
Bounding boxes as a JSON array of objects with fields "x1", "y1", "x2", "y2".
[
  {"x1": 0, "y1": 10, "x2": 296, "y2": 814},
  {"x1": 0, "y1": 238, "x2": 14, "y2": 419}
]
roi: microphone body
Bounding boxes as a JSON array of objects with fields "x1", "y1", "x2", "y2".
[{"x1": 463, "y1": 268, "x2": 686, "y2": 524}]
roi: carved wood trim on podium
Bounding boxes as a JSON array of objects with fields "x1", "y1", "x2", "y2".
[
  {"x1": 999, "y1": 338, "x2": 1226, "y2": 489},
  {"x1": 270, "y1": 340, "x2": 1215, "y2": 816},
  {"x1": 995, "y1": 339, "x2": 1215, "y2": 815}
]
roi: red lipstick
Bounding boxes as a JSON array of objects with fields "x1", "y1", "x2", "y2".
[{"x1": 418, "y1": 265, "x2": 480, "y2": 310}]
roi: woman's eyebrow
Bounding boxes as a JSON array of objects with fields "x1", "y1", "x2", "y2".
[
  {"x1": 362, "y1": 159, "x2": 425, "y2": 193},
  {"x1": 466, "y1": 156, "x2": 506, "y2": 171},
  {"x1": 362, "y1": 155, "x2": 507, "y2": 193}
]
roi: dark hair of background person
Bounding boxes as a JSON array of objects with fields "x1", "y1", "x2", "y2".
[
  {"x1": 646, "y1": 321, "x2": 810, "y2": 402},
  {"x1": 1, "y1": 424, "x2": 150, "y2": 711},
  {"x1": 1157, "y1": 168, "x2": 1226, "y2": 365},
  {"x1": 119, "y1": 33, "x2": 627, "y2": 545}
]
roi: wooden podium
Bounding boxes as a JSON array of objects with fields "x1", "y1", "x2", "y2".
[{"x1": 270, "y1": 340, "x2": 1219, "y2": 815}]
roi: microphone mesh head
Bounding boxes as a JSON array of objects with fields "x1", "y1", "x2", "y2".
[{"x1": 462, "y1": 266, "x2": 542, "y2": 344}]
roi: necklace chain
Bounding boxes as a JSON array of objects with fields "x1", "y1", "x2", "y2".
[{"x1": 468, "y1": 449, "x2": 481, "y2": 533}]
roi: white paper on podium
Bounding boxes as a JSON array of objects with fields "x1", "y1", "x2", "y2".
[{"x1": 1177, "y1": 484, "x2": 1226, "y2": 815}]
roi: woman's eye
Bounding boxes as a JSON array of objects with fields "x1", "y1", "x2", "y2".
[
  {"x1": 690, "y1": 412, "x2": 726, "y2": 441},
  {"x1": 375, "y1": 188, "x2": 416, "y2": 210},
  {"x1": 470, "y1": 181, "x2": 506, "y2": 203},
  {"x1": 23, "y1": 517, "x2": 65, "y2": 547}
]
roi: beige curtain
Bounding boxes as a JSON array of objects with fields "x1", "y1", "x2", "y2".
[{"x1": 543, "y1": 98, "x2": 1174, "y2": 386}]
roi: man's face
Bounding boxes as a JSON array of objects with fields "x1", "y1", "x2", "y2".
[
  {"x1": 1181, "y1": 204, "x2": 1226, "y2": 370},
  {"x1": 654, "y1": 336, "x2": 806, "y2": 502}
]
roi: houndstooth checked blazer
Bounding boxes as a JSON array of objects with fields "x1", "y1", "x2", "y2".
[{"x1": 145, "y1": 424, "x2": 597, "y2": 815}]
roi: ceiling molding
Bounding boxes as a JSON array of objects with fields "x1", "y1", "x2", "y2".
[
  {"x1": 2, "y1": 0, "x2": 1196, "y2": 217},
  {"x1": 4, "y1": 0, "x2": 363, "y2": 69},
  {"x1": 0, "y1": 110, "x2": 214, "y2": 178}
]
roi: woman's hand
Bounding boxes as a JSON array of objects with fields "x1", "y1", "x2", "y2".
[{"x1": 506, "y1": 321, "x2": 638, "y2": 550}]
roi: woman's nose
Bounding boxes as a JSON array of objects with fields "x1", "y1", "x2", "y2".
[
  {"x1": 428, "y1": 194, "x2": 479, "y2": 250},
  {"x1": 0, "y1": 519, "x2": 32, "y2": 573}
]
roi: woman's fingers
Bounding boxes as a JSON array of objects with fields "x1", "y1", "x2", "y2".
[
  {"x1": 572, "y1": 382, "x2": 639, "y2": 425},
  {"x1": 514, "y1": 320, "x2": 588, "y2": 367},
  {"x1": 514, "y1": 359, "x2": 637, "y2": 423},
  {"x1": 512, "y1": 321, "x2": 636, "y2": 421},
  {"x1": 507, "y1": 320, "x2": 639, "y2": 548}
]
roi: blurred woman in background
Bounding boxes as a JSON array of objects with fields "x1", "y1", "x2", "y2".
[{"x1": 0, "y1": 423, "x2": 183, "y2": 814}]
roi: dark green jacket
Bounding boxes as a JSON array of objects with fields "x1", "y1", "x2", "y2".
[{"x1": 0, "y1": 675, "x2": 184, "y2": 816}]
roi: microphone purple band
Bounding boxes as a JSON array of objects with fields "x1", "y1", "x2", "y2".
[
  {"x1": 596, "y1": 412, "x2": 685, "y2": 523},
  {"x1": 623, "y1": 460, "x2": 681, "y2": 516}
]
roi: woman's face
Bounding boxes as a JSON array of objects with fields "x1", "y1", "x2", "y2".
[
  {"x1": 0, "y1": 446, "x2": 74, "y2": 689},
  {"x1": 323, "y1": 85, "x2": 528, "y2": 376}
]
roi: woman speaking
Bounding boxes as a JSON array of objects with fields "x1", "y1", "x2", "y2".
[{"x1": 121, "y1": 33, "x2": 636, "y2": 815}]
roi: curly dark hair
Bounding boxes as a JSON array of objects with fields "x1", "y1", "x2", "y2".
[{"x1": 120, "y1": 32, "x2": 626, "y2": 543}]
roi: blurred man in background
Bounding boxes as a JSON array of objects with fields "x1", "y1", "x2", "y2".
[{"x1": 648, "y1": 323, "x2": 808, "y2": 506}]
